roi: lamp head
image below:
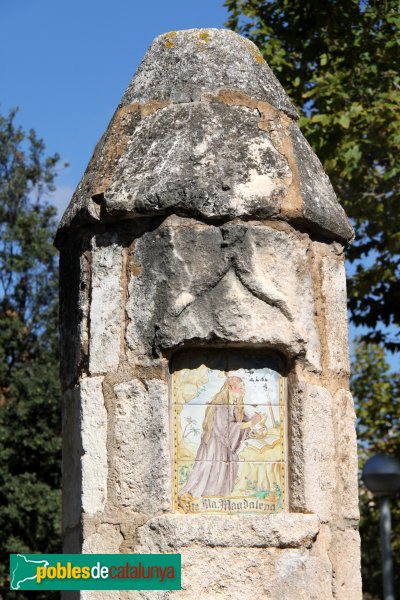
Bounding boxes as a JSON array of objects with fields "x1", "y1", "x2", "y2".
[{"x1": 362, "y1": 454, "x2": 400, "y2": 496}]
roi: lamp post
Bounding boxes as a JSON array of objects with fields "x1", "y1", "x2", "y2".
[{"x1": 362, "y1": 454, "x2": 400, "y2": 600}]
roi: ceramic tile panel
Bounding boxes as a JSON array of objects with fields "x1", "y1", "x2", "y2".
[
  {"x1": 172, "y1": 349, "x2": 287, "y2": 515},
  {"x1": 176, "y1": 460, "x2": 285, "y2": 515},
  {"x1": 231, "y1": 461, "x2": 285, "y2": 513},
  {"x1": 175, "y1": 404, "x2": 230, "y2": 462},
  {"x1": 231, "y1": 404, "x2": 284, "y2": 462},
  {"x1": 172, "y1": 349, "x2": 284, "y2": 406}
]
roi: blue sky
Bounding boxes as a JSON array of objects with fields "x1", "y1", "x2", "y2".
[
  {"x1": 1, "y1": 0, "x2": 397, "y2": 370},
  {"x1": 1, "y1": 0, "x2": 229, "y2": 210}
]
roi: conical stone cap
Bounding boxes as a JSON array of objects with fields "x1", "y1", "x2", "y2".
[{"x1": 56, "y1": 28, "x2": 353, "y2": 246}]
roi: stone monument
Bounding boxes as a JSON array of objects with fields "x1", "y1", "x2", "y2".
[{"x1": 56, "y1": 28, "x2": 362, "y2": 599}]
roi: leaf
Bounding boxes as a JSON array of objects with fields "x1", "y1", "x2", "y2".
[{"x1": 338, "y1": 113, "x2": 351, "y2": 128}]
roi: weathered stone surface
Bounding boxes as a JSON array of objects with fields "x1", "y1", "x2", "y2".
[
  {"x1": 57, "y1": 105, "x2": 141, "y2": 238},
  {"x1": 123, "y1": 594, "x2": 168, "y2": 600},
  {"x1": 289, "y1": 121, "x2": 354, "y2": 243},
  {"x1": 178, "y1": 548, "x2": 331, "y2": 600},
  {"x1": 158, "y1": 268, "x2": 304, "y2": 354},
  {"x1": 310, "y1": 523, "x2": 333, "y2": 567},
  {"x1": 89, "y1": 233, "x2": 123, "y2": 374},
  {"x1": 102, "y1": 103, "x2": 290, "y2": 221},
  {"x1": 135, "y1": 513, "x2": 320, "y2": 552},
  {"x1": 82, "y1": 593, "x2": 119, "y2": 600},
  {"x1": 330, "y1": 529, "x2": 362, "y2": 599},
  {"x1": 271, "y1": 549, "x2": 333, "y2": 600},
  {"x1": 290, "y1": 382, "x2": 336, "y2": 521},
  {"x1": 59, "y1": 236, "x2": 90, "y2": 389},
  {"x1": 126, "y1": 218, "x2": 322, "y2": 367},
  {"x1": 112, "y1": 379, "x2": 171, "y2": 513},
  {"x1": 122, "y1": 29, "x2": 297, "y2": 115},
  {"x1": 321, "y1": 253, "x2": 351, "y2": 376},
  {"x1": 62, "y1": 376, "x2": 107, "y2": 552},
  {"x1": 234, "y1": 224, "x2": 322, "y2": 372},
  {"x1": 81, "y1": 377, "x2": 108, "y2": 515},
  {"x1": 82, "y1": 523, "x2": 123, "y2": 553},
  {"x1": 125, "y1": 219, "x2": 228, "y2": 358},
  {"x1": 333, "y1": 390, "x2": 360, "y2": 521},
  {"x1": 123, "y1": 547, "x2": 333, "y2": 600},
  {"x1": 56, "y1": 29, "x2": 353, "y2": 247}
]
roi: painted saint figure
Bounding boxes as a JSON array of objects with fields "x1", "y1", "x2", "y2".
[{"x1": 179, "y1": 376, "x2": 261, "y2": 503}]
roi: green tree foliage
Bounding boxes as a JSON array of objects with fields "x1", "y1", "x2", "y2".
[
  {"x1": 225, "y1": 0, "x2": 400, "y2": 350},
  {"x1": 0, "y1": 109, "x2": 61, "y2": 599},
  {"x1": 225, "y1": 3, "x2": 400, "y2": 596},
  {"x1": 351, "y1": 341, "x2": 400, "y2": 597}
]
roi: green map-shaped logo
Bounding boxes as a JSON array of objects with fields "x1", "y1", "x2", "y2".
[{"x1": 10, "y1": 554, "x2": 49, "y2": 590}]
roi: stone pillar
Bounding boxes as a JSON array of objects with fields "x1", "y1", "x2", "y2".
[{"x1": 56, "y1": 28, "x2": 362, "y2": 599}]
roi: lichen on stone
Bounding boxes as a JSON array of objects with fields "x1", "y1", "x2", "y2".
[
  {"x1": 197, "y1": 30, "x2": 210, "y2": 44},
  {"x1": 163, "y1": 31, "x2": 177, "y2": 49}
]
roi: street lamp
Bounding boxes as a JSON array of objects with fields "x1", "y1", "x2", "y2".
[{"x1": 362, "y1": 454, "x2": 400, "y2": 600}]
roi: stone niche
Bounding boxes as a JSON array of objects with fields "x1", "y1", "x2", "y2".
[{"x1": 57, "y1": 28, "x2": 362, "y2": 600}]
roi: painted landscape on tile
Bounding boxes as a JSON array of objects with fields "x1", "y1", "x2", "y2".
[{"x1": 172, "y1": 350, "x2": 286, "y2": 514}]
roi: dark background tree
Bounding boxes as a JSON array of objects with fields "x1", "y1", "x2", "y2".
[
  {"x1": 0, "y1": 108, "x2": 62, "y2": 600},
  {"x1": 352, "y1": 341, "x2": 400, "y2": 597},
  {"x1": 225, "y1": 1, "x2": 400, "y2": 597},
  {"x1": 225, "y1": 0, "x2": 400, "y2": 351}
]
